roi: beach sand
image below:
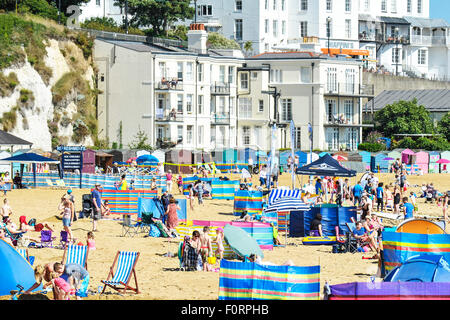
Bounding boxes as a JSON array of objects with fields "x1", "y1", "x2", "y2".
[{"x1": 1, "y1": 172, "x2": 449, "y2": 300}]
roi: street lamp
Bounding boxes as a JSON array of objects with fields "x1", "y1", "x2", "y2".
[
  {"x1": 395, "y1": 27, "x2": 399, "y2": 76},
  {"x1": 327, "y1": 16, "x2": 332, "y2": 56}
]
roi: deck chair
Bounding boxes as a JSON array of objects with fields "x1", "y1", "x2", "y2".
[
  {"x1": 4, "y1": 228, "x2": 26, "y2": 247},
  {"x1": 59, "y1": 231, "x2": 77, "y2": 248},
  {"x1": 40, "y1": 230, "x2": 56, "y2": 248},
  {"x1": 62, "y1": 244, "x2": 89, "y2": 270},
  {"x1": 139, "y1": 211, "x2": 153, "y2": 234},
  {"x1": 101, "y1": 251, "x2": 140, "y2": 294},
  {"x1": 121, "y1": 215, "x2": 140, "y2": 237},
  {"x1": 345, "y1": 222, "x2": 371, "y2": 253}
]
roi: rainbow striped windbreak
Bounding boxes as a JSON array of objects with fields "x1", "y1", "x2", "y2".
[
  {"x1": 233, "y1": 190, "x2": 263, "y2": 216},
  {"x1": 219, "y1": 260, "x2": 320, "y2": 300},
  {"x1": 101, "y1": 190, "x2": 158, "y2": 215},
  {"x1": 382, "y1": 231, "x2": 450, "y2": 272}
]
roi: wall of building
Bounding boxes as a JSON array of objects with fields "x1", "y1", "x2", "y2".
[{"x1": 363, "y1": 71, "x2": 450, "y2": 97}]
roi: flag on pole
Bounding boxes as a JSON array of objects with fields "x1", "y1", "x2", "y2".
[
  {"x1": 267, "y1": 124, "x2": 277, "y2": 189},
  {"x1": 290, "y1": 120, "x2": 295, "y2": 189}
]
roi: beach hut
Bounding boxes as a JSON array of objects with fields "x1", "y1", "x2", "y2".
[
  {"x1": 223, "y1": 148, "x2": 237, "y2": 164},
  {"x1": 387, "y1": 149, "x2": 401, "y2": 163},
  {"x1": 108, "y1": 150, "x2": 136, "y2": 164},
  {"x1": 279, "y1": 151, "x2": 291, "y2": 171},
  {"x1": 440, "y1": 151, "x2": 450, "y2": 173},
  {"x1": 81, "y1": 149, "x2": 96, "y2": 174},
  {"x1": 238, "y1": 148, "x2": 257, "y2": 165},
  {"x1": 415, "y1": 151, "x2": 429, "y2": 174},
  {"x1": 358, "y1": 151, "x2": 371, "y2": 170},
  {"x1": 428, "y1": 151, "x2": 441, "y2": 173},
  {"x1": 370, "y1": 152, "x2": 389, "y2": 173},
  {"x1": 95, "y1": 151, "x2": 114, "y2": 172},
  {"x1": 211, "y1": 150, "x2": 224, "y2": 164},
  {"x1": 192, "y1": 150, "x2": 203, "y2": 164},
  {"x1": 165, "y1": 149, "x2": 192, "y2": 174},
  {"x1": 347, "y1": 152, "x2": 362, "y2": 162},
  {"x1": 295, "y1": 151, "x2": 308, "y2": 166},
  {"x1": 401, "y1": 148, "x2": 416, "y2": 164}
]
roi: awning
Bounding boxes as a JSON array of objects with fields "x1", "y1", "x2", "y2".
[
  {"x1": 321, "y1": 48, "x2": 370, "y2": 56},
  {"x1": 378, "y1": 16, "x2": 410, "y2": 25}
]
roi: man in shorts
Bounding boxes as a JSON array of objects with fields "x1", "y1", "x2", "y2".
[
  {"x1": 199, "y1": 226, "x2": 213, "y2": 271},
  {"x1": 91, "y1": 183, "x2": 103, "y2": 232}
]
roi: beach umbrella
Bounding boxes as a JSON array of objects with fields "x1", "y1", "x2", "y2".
[
  {"x1": 136, "y1": 154, "x2": 159, "y2": 165},
  {"x1": 224, "y1": 224, "x2": 264, "y2": 259},
  {"x1": 264, "y1": 196, "x2": 310, "y2": 213},
  {"x1": 437, "y1": 159, "x2": 450, "y2": 164}
]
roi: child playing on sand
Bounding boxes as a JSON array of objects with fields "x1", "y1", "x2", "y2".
[
  {"x1": 44, "y1": 271, "x2": 75, "y2": 300},
  {"x1": 87, "y1": 231, "x2": 95, "y2": 251},
  {"x1": 214, "y1": 228, "x2": 224, "y2": 261},
  {"x1": 177, "y1": 174, "x2": 183, "y2": 193},
  {"x1": 200, "y1": 226, "x2": 213, "y2": 271}
]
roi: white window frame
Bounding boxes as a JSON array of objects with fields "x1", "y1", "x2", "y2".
[
  {"x1": 240, "y1": 72, "x2": 249, "y2": 89},
  {"x1": 300, "y1": 0, "x2": 308, "y2": 11},
  {"x1": 281, "y1": 98, "x2": 292, "y2": 121},
  {"x1": 186, "y1": 94, "x2": 193, "y2": 113},
  {"x1": 239, "y1": 98, "x2": 252, "y2": 119}
]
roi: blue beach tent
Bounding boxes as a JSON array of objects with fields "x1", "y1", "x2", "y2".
[
  {"x1": 384, "y1": 255, "x2": 450, "y2": 283},
  {"x1": 0, "y1": 239, "x2": 42, "y2": 295}
]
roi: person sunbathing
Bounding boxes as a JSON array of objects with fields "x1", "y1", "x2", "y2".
[{"x1": 18, "y1": 216, "x2": 53, "y2": 233}]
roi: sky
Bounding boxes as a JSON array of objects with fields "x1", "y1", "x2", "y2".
[{"x1": 430, "y1": 0, "x2": 450, "y2": 21}]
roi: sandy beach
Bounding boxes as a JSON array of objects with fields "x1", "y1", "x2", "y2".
[{"x1": 1, "y1": 172, "x2": 449, "y2": 300}]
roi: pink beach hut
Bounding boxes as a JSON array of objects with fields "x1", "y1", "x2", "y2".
[
  {"x1": 415, "y1": 151, "x2": 429, "y2": 174},
  {"x1": 440, "y1": 151, "x2": 450, "y2": 173},
  {"x1": 401, "y1": 149, "x2": 415, "y2": 164}
]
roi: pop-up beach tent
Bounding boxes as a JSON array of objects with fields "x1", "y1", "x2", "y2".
[
  {"x1": 384, "y1": 255, "x2": 450, "y2": 283},
  {"x1": 295, "y1": 154, "x2": 357, "y2": 177},
  {"x1": 0, "y1": 239, "x2": 41, "y2": 295},
  {"x1": 0, "y1": 152, "x2": 60, "y2": 187}
]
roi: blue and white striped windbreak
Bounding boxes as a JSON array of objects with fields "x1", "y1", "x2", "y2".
[
  {"x1": 264, "y1": 196, "x2": 310, "y2": 213},
  {"x1": 268, "y1": 188, "x2": 302, "y2": 205}
]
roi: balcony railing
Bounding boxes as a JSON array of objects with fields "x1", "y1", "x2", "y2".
[
  {"x1": 155, "y1": 79, "x2": 183, "y2": 90},
  {"x1": 211, "y1": 112, "x2": 230, "y2": 125},
  {"x1": 325, "y1": 83, "x2": 374, "y2": 97},
  {"x1": 359, "y1": 32, "x2": 410, "y2": 44},
  {"x1": 155, "y1": 109, "x2": 184, "y2": 122},
  {"x1": 210, "y1": 82, "x2": 230, "y2": 95}
]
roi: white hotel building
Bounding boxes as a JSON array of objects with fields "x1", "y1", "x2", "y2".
[
  {"x1": 189, "y1": 0, "x2": 450, "y2": 80},
  {"x1": 93, "y1": 25, "x2": 373, "y2": 152}
]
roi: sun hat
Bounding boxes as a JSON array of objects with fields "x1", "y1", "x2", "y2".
[{"x1": 67, "y1": 189, "x2": 72, "y2": 194}]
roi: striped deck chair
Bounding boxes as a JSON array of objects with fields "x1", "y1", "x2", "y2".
[
  {"x1": 101, "y1": 251, "x2": 140, "y2": 294},
  {"x1": 62, "y1": 244, "x2": 89, "y2": 270}
]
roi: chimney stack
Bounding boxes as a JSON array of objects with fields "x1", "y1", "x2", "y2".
[{"x1": 187, "y1": 24, "x2": 208, "y2": 54}]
